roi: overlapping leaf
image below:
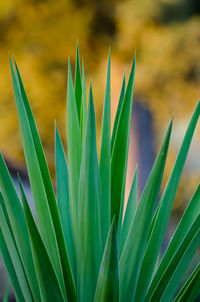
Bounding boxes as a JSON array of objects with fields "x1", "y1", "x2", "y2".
[
  {"x1": 78, "y1": 86, "x2": 102, "y2": 302},
  {"x1": 0, "y1": 153, "x2": 40, "y2": 301},
  {"x1": 55, "y1": 126, "x2": 75, "y2": 277},
  {"x1": 119, "y1": 167, "x2": 138, "y2": 256},
  {"x1": 11, "y1": 59, "x2": 76, "y2": 301},
  {"x1": 0, "y1": 207, "x2": 31, "y2": 302},
  {"x1": 81, "y1": 60, "x2": 87, "y2": 141},
  {"x1": 119, "y1": 119, "x2": 172, "y2": 302},
  {"x1": 174, "y1": 264, "x2": 200, "y2": 302},
  {"x1": 137, "y1": 100, "x2": 200, "y2": 302},
  {"x1": 99, "y1": 50, "x2": 111, "y2": 247},
  {"x1": 0, "y1": 232, "x2": 24, "y2": 302},
  {"x1": 147, "y1": 216, "x2": 200, "y2": 302},
  {"x1": 75, "y1": 43, "x2": 82, "y2": 124},
  {"x1": 19, "y1": 179, "x2": 65, "y2": 302},
  {"x1": 111, "y1": 56, "x2": 136, "y2": 228},
  {"x1": 111, "y1": 75, "x2": 125, "y2": 153},
  {"x1": 146, "y1": 184, "x2": 200, "y2": 301},
  {"x1": 67, "y1": 60, "x2": 82, "y2": 273},
  {"x1": 94, "y1": 219, "x2": 119, "y2": 302}
]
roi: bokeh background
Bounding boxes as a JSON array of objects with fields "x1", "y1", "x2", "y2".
[{"x1": 0, "y1": 0, "x2": 200, "y2": 298}]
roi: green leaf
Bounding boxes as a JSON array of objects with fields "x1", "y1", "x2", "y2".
[
  {"x1": 0, "y1": 153, "x2": 40, "y2": 301},
  {"x1": 146, "y1": 184, "x2": 200, "y2": 301},
  {"x1": 10, "y1": 57, "x2": 67, "y2": 295},
  {"x1": 55, "y1": 126, "x2": 75, "y2": 278},
  {"x1": 160, "y1": 230, "x2": 200, "y2": 302},
  {"x1": 3, "y1": 283, "x2": 9, "y2": 302},
  {"x1": 0, "y1": 205, "x2": 32, "y2": 301},
  {"x1": 147, "y1": 215, "x2": 200, "y2": 302},
  {"x1": 75, "y1": 42, "x2": 82, "y2": 123},
  {"x1": 111, "y1": 55, "x2": 136, "y2": 227},
  {"x1": 0, "y1": 231, "x2": 24, "y2": 302},
  {"x1": 18, "y1": 178, "x2": 65, "y2": 302},
  {"x1": 94, "y1": 219, "x2": 119, "y2": 302},
  {"x1": 13, "y1": 59, "x2": 58, "y2": 239},
  {"x1": 99, "y1": 50, "x2": 111, "y2": 247},
  {"x1": 111, "y1": 75, "x2": 125, "y2": 153},
  {"x1": 119, "y1": 119, "x2": 172, "y2": 302},
  {"x1": 67, "y1": 59, "x2": 82, "y2": 266},
  {"x1": 119, "y1": 167, "x2": 138, "y2": 256},
  {"x1": 80, "y1": 60, "x2": 87, "y2": 141},
  {"x1": 78, "y1": 85, "x2": 102, "y2": 302},
  {"x1": 0, "y1": 191, "x2": 16, "y2": 245},
  {"x1": 13, "y1": 59, "x2": 76, "y2": 301},
  {"x1": 138, "y1": 101, "x2": 200, "y2": 302},
  {"x1": 174, "y1": 263, "x2": 200, "y2": 302}
]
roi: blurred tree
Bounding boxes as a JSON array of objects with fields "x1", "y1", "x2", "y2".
[
  {"x1": 155, "y1": 0, "x2": 200, "y2": 24},
  {"x1": 0, "y1": 0, "x2": 199, "y2": 209}
]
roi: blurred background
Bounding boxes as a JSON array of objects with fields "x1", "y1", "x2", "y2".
[{"x1": 0, "y1": 0, "x2": 200, "y2": 299}]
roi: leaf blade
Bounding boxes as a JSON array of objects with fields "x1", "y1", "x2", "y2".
[
  {"x1": 94, "y1": 219, "x2": 119, "y2": 302},
  {"x1": 0, "y1": 153, "x2": 40, "y2": 301},
  {"x1": 0, "y1": 231, "x2": 25, "y2": 302},
  {"x1": 99, "y1": 50, "x2": 111, "y2": 247},
  {"x1": 13, "y1": 59, "x2": 76, "y2": 301},
  {"x1": 119, "y1": 167, "x2": 138, "y2": 256},
  {"x1": 55, "y1": 126, "x2": 75, "y2": 277},
  {"x1": 147, "y1": 216, "x2": 200, "y2": 302},
  {"x1": 146, "y1": 184, "x2": 200, "y2": 301},
  {"x1": 119, "y1": 119, "x2": 172, "y2": 302},
  {"x1": 0, "y1": 204, "x2": 32, "y2": 301},
  {"x1": 10, "y1": 58, "x2": 67, "y2": 297},
  {"x1": 111, "y1": 56, "x2": 136, "y2": 228},
  {"x1": 139, "y1": 101, "x2": 200, "y2": 302},
  {"x1": 67, "y1": 59, "x2": 82, "y2": 270},
  {"x1": 78, "y1": 85, "x2": 102, "y2": 302},
  {"x1": 75, "y1": 43, "x2": 82, "y2": 123},
  {"x1": 174, "y1": 263, "x2": 200, "y2": 302},
  {"x1": 19, "y1": 179, "x2": 65, "y2": 302},
  {"x1": 81, "y1": 60, "x2": 87, "y2": 141},
  {"x1": 111, "y1": 75, "x2": 125, "y2": 153}
]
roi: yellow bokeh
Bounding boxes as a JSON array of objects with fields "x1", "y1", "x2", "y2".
[{"x1": 0, "y1": 0, "x2": 199, "y2": 208}]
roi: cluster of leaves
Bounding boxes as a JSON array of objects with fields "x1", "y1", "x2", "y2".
[{"x1": 0, "y1": 48, "x2": 200, "y2": 301}]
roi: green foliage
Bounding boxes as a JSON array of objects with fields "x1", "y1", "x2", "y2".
[{"x1": 0, "y1": 48, "x2": 200, "y2": 302}]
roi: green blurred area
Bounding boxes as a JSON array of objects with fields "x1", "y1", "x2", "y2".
[{"x1": 0, "y1": 0, "x2": 200, "y2": 210}]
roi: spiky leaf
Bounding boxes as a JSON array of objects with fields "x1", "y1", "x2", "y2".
[
  {"x1": 137, "y1": 101, "x2": 200, "y2": 302},
  {"x1": 19, "y1": 178, "x2": 65, "y2": 302},
  {"x1": 81, "y1": 60, "x2": 87, "y2": 141},
  {"x1": 111, "y1": 75, "x2": 125, "y2": 153},
  {"x1": 111, "y1": 56, "x2": 136, "y2": 227},
  {"x1": 67, "y1": 59, "x2": 82, "y2": 268},
  {"x1": 174, "y1": 264, "x2": 200, "y2": 302},
  {"x1": 0, "y1": 206, "x2": 31, "y2": 302},
  {"x1": 99, "y1": 50, "x2": 111, "y2": 247},
  {"x1": 0, "y1": 154, "x2": 40, "y2": 301},
  {"x1": 94, "y1": 219, "x2": 119, "y2": 302},
  {"x1": 75, "y1": 43, "x2": 82, "y2": 123},
  {"x1": 119, "y1": 167, "x2": 138, "y2": 256},
  {"x1": 78, "y1": 86, "x2": 102, "y2": 302},
  {"x1": 55, "y1": 126, "x2": 75, "y2": 278},
  {"x1": 119, "y1": 119, "x2": 172, "y2": 302},
  {"x1": 147, "y1": 216, "x2": 200, "y2": 302},
  {"x1": 12, "y1": 59, "x2": 76, "y2": 301}
]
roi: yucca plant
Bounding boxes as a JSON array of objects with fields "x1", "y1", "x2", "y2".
[{"x1": 0, "y1": 46, "x2": 200, "y2": 302}]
